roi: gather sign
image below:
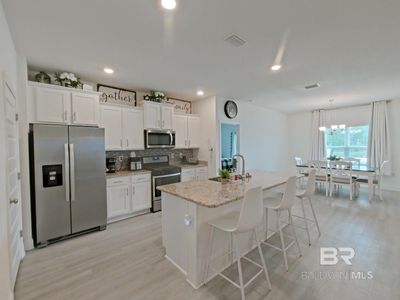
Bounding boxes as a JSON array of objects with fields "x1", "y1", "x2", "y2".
[{"x1": 97, "y1": 84, "x2": 136, "y2": 106}]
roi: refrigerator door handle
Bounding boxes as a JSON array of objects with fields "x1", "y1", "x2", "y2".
[
  {"x1": 64, "y1": 144, "x2": 70, "y2": 202},
  {"x1": 70, "y1": 143, "x2": 76, "y2": 201}
]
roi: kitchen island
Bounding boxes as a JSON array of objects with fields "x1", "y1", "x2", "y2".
[{"x1": 158, "y1": 170, "x2": 298, "y2": 289}]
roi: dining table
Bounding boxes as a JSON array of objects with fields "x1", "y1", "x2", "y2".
[{"x1": 296, "y1": 164, "x2": 378, "y2": 200}]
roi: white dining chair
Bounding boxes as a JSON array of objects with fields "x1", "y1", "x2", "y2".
[
  {"x1": 307, "y1": 160, "x2": 329, "y2": 196},
  {"x1": 329, "y1": 161, "x2": 358, "y2": 200},
  {"x1": 204, "y1": 186, "x2": 271, "y2": 300},
  {"x1": 293, "y1": 169, "x2": 321, "y2": 246},
  {"x1": 356, "y1": 160, "x2": 389, "y2": 200},
  {"x1": 294, "y1": 157, "x2": 303, "y2": 166},
  {"x1": 262, "y1": 176, "x2": 302, "y2": 271},
  {"x1": 344, "y1": 157, "x2": 361, "y2": 169}
]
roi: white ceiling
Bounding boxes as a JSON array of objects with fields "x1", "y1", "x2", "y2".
[{"x1": 3, "y1": 0, "x2": 400, "y2": 113}]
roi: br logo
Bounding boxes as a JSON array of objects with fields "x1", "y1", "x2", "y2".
[{"x1": 320, "y1": 247, "x2": 355, "y2": 265}]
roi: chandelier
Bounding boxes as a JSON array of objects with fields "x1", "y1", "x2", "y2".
[{"x1": 319, "y1": 99, "x2": 346, "y2": 132}]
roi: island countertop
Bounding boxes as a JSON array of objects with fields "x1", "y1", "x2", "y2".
[{"x1": 157, "y1": 170, "x2": 299, "y2": 208}]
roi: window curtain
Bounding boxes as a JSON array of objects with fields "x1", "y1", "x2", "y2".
[
  {"x1": 310, "y1": 110, "x2": 326, "y2": 160},
  {"x1": 368, "y1": 101, "x2": 391, "y2": 174}
]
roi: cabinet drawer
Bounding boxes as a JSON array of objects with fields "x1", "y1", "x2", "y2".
[
  {"x1": 131, "y1": 173, "x2": 151, "y2": 184},
  {"x1": 107, "y1": 176, "x2": 130, "y2": 186},
  {"x1": 181, "y1": 168, "x2": 195, "y2": 176},
  {"x1": 196, "y1": 167, "x2": 208, "y2": 174}
]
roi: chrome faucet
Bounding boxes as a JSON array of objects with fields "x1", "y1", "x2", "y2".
[{"x1": 233, "y1": 154, "x2": 245, "y2": 176}]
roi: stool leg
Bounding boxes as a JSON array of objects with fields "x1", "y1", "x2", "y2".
[
  {"x1": 233, "y1": 234, "x2": 245, "y2": 300},
  {"x1": 277, "y1": 211, "x2": 289, "y2": 271},
  {"x1": 308, "y1": 196, "x2": 321, "y2": 237},
  {"x1": 254, "y1": 229, "x2": 272, "y2": 290},
  {"x1": 229, "y1": 232, "x2": 233, "y2": 265},
  {"x1": 289, "y1": 209, "x2": 302, "y2": 257},
  {"x1": 299, "y1": 196, "x2": 311, "y2": 246},
  {"x1": 203, "y1": 226, "x2": 214, "y2": 285},
  {"x1": 264, "y1": 208, "x2": 269, "y2": 240}
]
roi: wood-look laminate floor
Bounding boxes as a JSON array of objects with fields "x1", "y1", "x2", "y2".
[{"x1": 15, "y1": 188, "x2": 400, "y2": 300}]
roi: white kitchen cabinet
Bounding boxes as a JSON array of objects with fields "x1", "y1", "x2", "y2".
[
  {"x1": 173, "y1": 114, "x2": 188, "y2": 148},
  {"x1": 143, "y1": 102, "x2": 174, "y2": 130},
  {"x1": 161, "y1": 105, "x2": 174, "y2": 129},
  {"x1": 181, "y1": 169, "x2": 196, "y2": 182},
  {"x1": 71, "y1": 92, "x2": 99, "y2": 125},
  {"x1": 107, "y1": 178, "x2": 131, "y2": 219},
  {"x1": 100, "y1": 105, "x2": 144, "y2": 151},
  {"x1": 131, "y1": 174, "x2": 151, "y2": 212},
  {"x1": 123, "y1": 108, "x2": 144, "y2": 150},
  {"x1": 173, "y1": 114, "x2": 200, "y2": 149},
  {"x1": 35, "y1": 87, "x2": 71, "y2": 124},
  {"x1": 107, "y1": 173, "x2": 152, "y2": 223},
  {"x1": 187, "y1": 115, "x2": 200, "y2": 148},
  {"x1": 181, "y1": 167, "x2": 208, "y2": 182},
  {"x1": 100, "y1": 105, "x2": 124, "y2": 150},
  {"x1": 195, "y1": 167, "x2": 208, "y2": 180},
  {"x1": 27, "y1": 82, "x2": 100, "y2": 126}
]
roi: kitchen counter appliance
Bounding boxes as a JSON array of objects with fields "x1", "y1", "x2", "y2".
[
  {"x1": 29, "y1": 124, "x2": 107, "y2": 247},
  {"x1": 145, "y1": 129, "x2": 175, "y2": 149},
  {"x1": 143, "y1": 155, "x2": 181, "y2": 212}
]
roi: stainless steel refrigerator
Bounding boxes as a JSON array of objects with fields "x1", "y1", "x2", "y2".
[{"x1": 29, "y1": 124, "x2": 107, "y2": 247}]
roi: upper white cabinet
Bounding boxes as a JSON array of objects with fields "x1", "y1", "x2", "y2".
[
  {"x1": 123, "y1": 109, "x2": 144, "y2": 150},
  {"x1": 173, "y1": 114, "x2": 188, "y2": 148},
  {"x1": 27, "y1": 82, "x2": 100, "y2": 126},
  {"x1": 35, "y1": 87, "x2": 71, "y2": 124},
  {"x1": 100, "y1": 105, "x2": 124, "y2": 150},
  {"x1": 71, "y1": 92, "x2": 99, "y2": 125},
  {"x1": 173, "y1": 114, "x2": 200, "y2": 148},
  {"x1": 100, "y1": 105, "x2": 144, "y2": 151},
  {"x1": 143, "y1": 102, "x2": 174, "y2": 130}
]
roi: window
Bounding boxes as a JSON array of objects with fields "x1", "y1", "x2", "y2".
[{"x1": 325, "y1": 125, "x2": 369, "y2": 167}]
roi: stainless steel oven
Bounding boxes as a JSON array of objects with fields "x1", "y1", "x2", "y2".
[
  {"x1": 145, "y1": 129, "x2": 175, "y2": 149},
  {"x1": 152, "y1": 173, "x2": 181, "y2": 212}
]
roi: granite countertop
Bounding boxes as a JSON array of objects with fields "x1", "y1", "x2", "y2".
[
  {"x1": 106, "y1": 169, "x2": 151, "y2": 178},
  {"x1": 173, "y1": 161, "x2": 208, "y2": 169},
  {"x1": 157, "y1": 170, "x2": 300, "y2": 208}
]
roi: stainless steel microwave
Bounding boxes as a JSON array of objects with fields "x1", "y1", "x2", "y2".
[{"x1": 145, "y1": 129, "x2": 176, "y2": 149}]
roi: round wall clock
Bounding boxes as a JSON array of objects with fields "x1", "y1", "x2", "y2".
[{"x1": 224, "y1": 100, "x2": 238, "y2": 119}]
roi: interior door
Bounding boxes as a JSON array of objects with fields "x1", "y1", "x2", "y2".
[
  {"x1": 69, "y1": 127, "x2": 107, "y2": 233},
  {"x1": 4, "y1": 81, "x2": 24, "y2": 288},
  {"x1": 173, "y1": 114, "x2": 188, "y2": 148}
]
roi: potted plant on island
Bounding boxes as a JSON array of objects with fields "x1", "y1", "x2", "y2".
[{"x1": 219, "y1": 169, "x2": 231, "y2": 184}]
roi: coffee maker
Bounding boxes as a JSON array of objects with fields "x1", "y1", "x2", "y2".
[{"x1": 106, "y1": 157, "x2": 117, "y2": 173}]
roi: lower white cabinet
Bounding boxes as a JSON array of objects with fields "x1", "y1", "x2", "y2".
[
  {"x1": 107, "y1": 173, "x2": 151, "y2": 223},
  {"x1": 107, "y1": 177, "x2": 131, "y2": 219},
  {"x1": 181, "y1": 167, "x2": 208, "y2": 182}
]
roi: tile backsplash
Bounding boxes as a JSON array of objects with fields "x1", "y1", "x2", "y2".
[{"x1": 106, "y1": 148, "x2": 198, "y2": 171}]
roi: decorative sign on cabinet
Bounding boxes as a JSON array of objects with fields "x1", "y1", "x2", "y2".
[{"x1": 97, "y1": 84, "x2": 136, "y2": 106}]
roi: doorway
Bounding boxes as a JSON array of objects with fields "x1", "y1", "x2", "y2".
[{"x1": 220, "y1": 123, "x2": 240, "y2": 170}]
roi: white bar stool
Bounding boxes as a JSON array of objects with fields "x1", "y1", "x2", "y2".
[
  {"x1": 204, "y1": 187, "x2": 272, "y2": 300},
  {"x1": 293, "y1": 169, "x2": 321, "y2": 246},
  {"x1": 262, "y1": 176, "x2": 302, "y2": 271}
]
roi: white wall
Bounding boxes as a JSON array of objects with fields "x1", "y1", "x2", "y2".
[
  {"x1": 288, "y1": 101, "x2": 400, "y2": 191},
  {"x1": 0, "y1": 1, "x2": 17, "y2": 299},
  {"x1": 192, "y1": 96, "x2": 217, "y2": 177},
  {"x1": 216, "y1": 98, "x2": 290, "y2": 173}
]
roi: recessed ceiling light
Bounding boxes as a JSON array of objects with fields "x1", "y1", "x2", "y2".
[
  {"x1": 270, "y1": 64, "x2": 282, "y2": 71},
  {"x1": 161, "y1": 0, "x2": 176, "y2": 10},
  {"x1": 103, "y1": 68, "x2": 114, "y2": 74},
  {"x1": 197, "y1": 90, "x2": 204, "y2": 96}
]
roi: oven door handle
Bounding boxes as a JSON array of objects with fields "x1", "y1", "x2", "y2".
[
  {"x1": 153, "y1": 173, "x2": 181, "y2": 179},
  {"x1": 170, "y1": 132, "x2": 173, "y2": 146}
]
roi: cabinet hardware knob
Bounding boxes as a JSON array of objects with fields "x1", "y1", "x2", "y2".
[{"x1": 9, "y1": 198, "x2": 18, "y2": 204}]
